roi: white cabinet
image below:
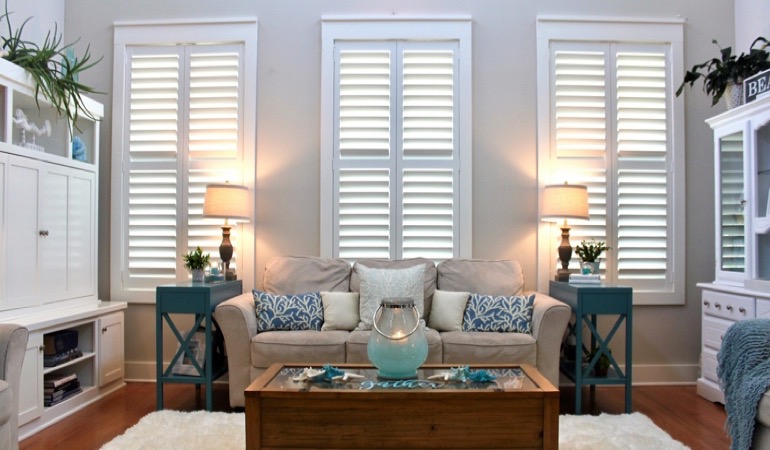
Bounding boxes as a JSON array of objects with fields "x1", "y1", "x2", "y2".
[
  {"x1": 699, "y1": 96, "x2": 770, "y2": 403},
  {"x1": 15, "y1": 305, "x2": 126, "y2": 439},
  {"x1": 0, "y1": 52, "x2": 124, "y2": 439},
  {"x1": 98, "y1": 312, "x2": 124, "y2": 387}
]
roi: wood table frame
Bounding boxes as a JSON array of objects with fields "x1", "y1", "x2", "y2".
[{"x1": 245, "y1": 363, "x2": 558, "y2": 450}]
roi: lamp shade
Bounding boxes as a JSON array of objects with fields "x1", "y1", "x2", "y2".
[
  {"x1": 540, "y1": 183, "x2": 590, "y2": 222},
  {"x1": 203, "y1": 183, "x2": 252, "y2": 222}
]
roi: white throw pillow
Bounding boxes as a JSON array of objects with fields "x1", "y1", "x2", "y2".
[
  {"x1": 427, "y1": 290, "x2": 470, "y2": 331},
  {"x1": 320, "y1": 292, "x2": 360, "y2": 331},
  {"x1": 356, "y1": 264, "x2": 425, "y2": 330}
]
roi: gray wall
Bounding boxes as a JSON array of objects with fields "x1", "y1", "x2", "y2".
[{"x1": 54, "y1": 0, "x2": 736, "y2": 381}]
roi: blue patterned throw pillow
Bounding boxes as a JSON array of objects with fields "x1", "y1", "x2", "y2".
[
  {"x1": 462, "y1": 293, "x2": 535, "y2": 334},
  {"x1": 253, "y1": 290, "x2": 323, "y2": 332}
]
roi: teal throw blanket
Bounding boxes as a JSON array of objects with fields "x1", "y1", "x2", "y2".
[{"x1": 717, "y1": 318, "x2": 770, "y2": 450}]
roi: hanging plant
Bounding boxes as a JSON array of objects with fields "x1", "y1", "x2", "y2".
[{"x1": 0, "y1": 1, "x2": 102, "y2": 131}]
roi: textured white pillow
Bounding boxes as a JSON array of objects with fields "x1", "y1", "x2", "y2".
[
  {"x1": 356, "y1": 264, "x2": 425, "y2": 330},
  {"x1": 427, "y1": 290, "x2": 470, "y2": 331},
  {"x1": 320, "y1": 292, "x2": 360, "y2": 331}
]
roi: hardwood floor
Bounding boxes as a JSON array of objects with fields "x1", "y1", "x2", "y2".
[{"x1": 20, "y1": 382, "x2": 730, "y2": 449}]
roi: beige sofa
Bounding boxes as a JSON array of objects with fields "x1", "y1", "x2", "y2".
[{"x1": 214, "y1": 256, "x2": 571, "y2": 408}]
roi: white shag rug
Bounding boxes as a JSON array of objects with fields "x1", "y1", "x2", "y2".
[{"x1": 103, "y1": 410, "x2": 689, "y2": 450}]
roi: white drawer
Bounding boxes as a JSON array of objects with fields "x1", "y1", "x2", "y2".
[
  {"x1": 758, "y1": 299, "x2": 770, "y2": 318},
  {"x1": 702, "y1": 347, "x2": 719, "y2": 383},
  {"x1": 703, "y1": 290, "x2": 754, "y2": 320},
  {"x1": 702, "y1": 316, "x2": 732, "y2": 351}
]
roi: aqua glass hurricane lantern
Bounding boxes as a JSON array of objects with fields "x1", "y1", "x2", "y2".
[{"x1": 367, "y1": 297, "x2": 428, "y2": 379}]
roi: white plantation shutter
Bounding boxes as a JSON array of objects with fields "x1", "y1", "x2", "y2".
[
  {"x1": 719, "y1": 134, "x2": 745, "y2": 272},
  {"x1": 333, "y1": 42, "x2": 460, "y2": 261},
  {"x1": 545, "y1": 38, "x2": 682, "y2": 302},
  {"x1": 121, "y1": 44, "x2": 246, "y2": 291}
]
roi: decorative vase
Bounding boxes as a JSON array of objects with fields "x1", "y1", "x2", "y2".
[
  {"x1": 191, "y1": 269, "x2": 205, "y2": 283},
  {"x1": 580, "y1": 261, "x2": 600, "y2": 275},
  {"x1": 367, "y1": 297, "x2": 428, "y2": 379},
  {"x1": 725, "y1": 82, "x2": 744, "y2": 109}
]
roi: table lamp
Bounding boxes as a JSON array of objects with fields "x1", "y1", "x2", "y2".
[
  {"x1": 541, "y1": 182, "x2": 590, "y2": 282},
  {"x1": 203, "y1": 183, "x2": 251, "y2": 280}
]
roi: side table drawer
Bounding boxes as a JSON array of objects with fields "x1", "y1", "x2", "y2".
[
  {"x1": 703, "y1": 316, "x2": 732, "y2": 351},
  {"x1": 702, "y1": 347, "x2": 719, "y2": 384},
  {"x1": 703, "y1": 290, "x2": 754, "y2": 320}
]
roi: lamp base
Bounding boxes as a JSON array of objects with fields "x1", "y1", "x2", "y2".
[{"x1": 555, "y1": 269, "x2": 571, "y2": 282}]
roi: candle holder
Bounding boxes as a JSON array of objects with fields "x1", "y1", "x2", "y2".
[{"x1": 367, "y1": 297, "x2": 428, "y2": 379}]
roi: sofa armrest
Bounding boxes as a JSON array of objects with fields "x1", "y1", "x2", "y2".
[
  {"x1": 529, "y1": 292, "x2": 571, "y2": 387},
  {"x1": 214, "y1": 292, "x2": 257, "y2": 407}
]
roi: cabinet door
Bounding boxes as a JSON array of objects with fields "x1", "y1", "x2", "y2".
[
  {"x1": 39, "y1": 164, "x2": 70, "y2": 303},
  {"x1": 98, "y1": 312, "x2": 124, "y2": 386},
  {"x1": 67, "y1": 170, "x2": 96, "y2": 299},
  {"x1": 6, "y1": 156, "x2": 40, "y2": 309},
  {"x1": 0, "y1": 153, "x2": 6, "y2": 307},
  {"x1": 18, "y1": 332, "x2": 43, "y2": 426},
  {"x1": 716, "y1": 130, "x2": 748, "y2": 283}
]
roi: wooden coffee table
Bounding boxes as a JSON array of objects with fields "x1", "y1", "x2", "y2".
[{"x1": 245, "y1": 363, "x2": 558, "y2": 449}]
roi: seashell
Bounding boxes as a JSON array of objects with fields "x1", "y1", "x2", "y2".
[{"x1": 306, "y1": 368, "x2": 326, "y2": 380}]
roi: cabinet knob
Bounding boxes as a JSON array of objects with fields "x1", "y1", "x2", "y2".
[
  {"x1": 39, "y1": 345, "x2": 44, "y2": 352},
  {"x1": 715, "y1": 303, "x2": 721, "y2": 309},
  {"x1": 740, "y1": 307, "x2": 746, "y2": 314},
  {"x1": 704, "y1": 301, "x2": 710, "y2": 307},
  {"x1": 726, "y1": 305, "x2": 733, "y2": 311},
  {"x1": 102, "y1": 327, "x2": 107, "y2": 334},
  {"x1": 38, "y1": 230, "x2": 49, "y2": 237}
]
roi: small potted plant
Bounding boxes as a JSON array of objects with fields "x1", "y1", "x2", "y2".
[
  {"x1": 676, "y1": 36, "x2": 770, "y2": 108},
  {"x1": 588, "y1": 348, "x2": 611, "y2": 377},
  {"x1": 574, "y1": 239, "x2": 609, "y2": 274},
  {"x1": 183, "y1": 246, "x2": 210, "y2": 282}
]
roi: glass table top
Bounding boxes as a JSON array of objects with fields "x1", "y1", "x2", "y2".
[{"x1": 263, "y1": 365, "x2": 539, "y2": 392}]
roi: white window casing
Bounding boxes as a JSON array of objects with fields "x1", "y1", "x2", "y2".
[
  {"x1": 321, "y1": 18, "x2": 472, "y2": 262},
  {"x1": 111, "y1": 20, "x2": 257, "y2": 303},
  {"x1": 536, "y1": 17, "x2": 685, "y2": 305}
]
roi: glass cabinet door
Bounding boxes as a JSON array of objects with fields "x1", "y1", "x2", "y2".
[
  {"x1": 754, "y1": 122, "x2": 770, "y2": 281},
  {"x1": 718, "y1": 131, "x2": 746, "y2": 275}
]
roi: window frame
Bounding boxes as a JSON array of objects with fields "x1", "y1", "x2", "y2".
[
  {"x1": 110, "y1": 20, "x2": 257, "y2": 303},
  {"x1": 320, "y1": 17, "x2": 473, "y2": 261},
  {"x1": 535, "y1": 17, "x2": 686, "y2": 305}
]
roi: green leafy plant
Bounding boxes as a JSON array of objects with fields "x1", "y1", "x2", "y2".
[
  {"x1": 0, "y1": 1, "x2": 102, "y2": 131},
  {"x1": 574, "y1": 239, "x2": 609, "y2": 263},
  {"x1": 183, "y1": 247, "x2": 210, "y2": 271},
  {"x1": 588, "y1": 348, "x2": 611, "y2": 374},
  {"x1": 676, "y1": 37, "x2": 770, "y2": 106}
]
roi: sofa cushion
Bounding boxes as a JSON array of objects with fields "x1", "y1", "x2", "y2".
[
  {"x1": 320, "y1": 291, "x2": 360, "y2": 331},
  {"x1": 345, "y1": 329, "x2": 443, "y2": 364},
  {"x1": 254, "y1": 291, "x2": 323, "y2": 332},
  {"x1": 251, "y1": 330, "x2": 348, "y2": 368},
  {"x1": 351, "y1": 258, "x2": 437, "y2": 321},
  {"x1": 354, "y1": 263, "x2": 425, "y2": 330},
  {"x1": 757, "y1": 391, "x2": 770, "y2": 428},
  {"x1": 462, "y1": 293, "x2": 535, "y2": 334},
  {"x1": 428, "y1": 290, "x2": 470, "y2": 332},
  {"x1": 440, "y1": 331, "x2": 536, "y2": 365},
  {"x1": 437, "y1": 259, "x2": 524, "y2": 296},
  {"x1": 263, "y1": 256, "x2": 351, "y2": 294}
]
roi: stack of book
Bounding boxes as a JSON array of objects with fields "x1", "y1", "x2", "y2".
[
  {"x1": 569, "y1": 273, "x2": 602, "y2": 284},
  {"x1": 43, "y1": 372, "x2": 81, "y2": 407},
  {"x1": 43, "y1": 329, "x2": 82, "y2": 367}
]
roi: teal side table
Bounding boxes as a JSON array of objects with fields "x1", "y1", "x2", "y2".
[
  {"x1": 156, "y1": 280, "x2": 242, "y2": 411},
  {"x1": 549, "y1": 280, "x2": 633, "y2": 414}
]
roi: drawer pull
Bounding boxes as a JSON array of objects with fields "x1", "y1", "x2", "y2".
[
  {"x1": 740, "y1": 307, "x2": 746, "y2": 314},
  {"x1": 715, "y1": 303, "x2": 721, "y2": 309},
  {"x1": 721, "y1": 335, "x2": 724, "y2": 341},
  {"x1": 727, "y1": 305, "x2": 733, "y2": 311},
  {"x1": 704, "y1": 301, "x2": 710, "y2": 307}
]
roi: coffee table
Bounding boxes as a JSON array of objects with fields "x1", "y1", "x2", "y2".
[{"x1": 245, "y1": 363, "x2": 558, "y2": 449}]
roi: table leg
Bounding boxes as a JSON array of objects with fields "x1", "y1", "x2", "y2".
[{"x1": 156, "y1": 304, "x2": 163, "y2": 410}]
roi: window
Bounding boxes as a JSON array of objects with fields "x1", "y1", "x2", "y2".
[
  {"x1": 536, "y1": 18, "x2": 685, "y2": 305},
  {"x1": 111, "y1": 21, "x2": 257, "y2": 302},
  {"x1": 320, "y1": 19, "x2": 472, "y2": 262}
]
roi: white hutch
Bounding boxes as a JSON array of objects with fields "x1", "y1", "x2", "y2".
[
  {"x1": 699, "y1": 95, "x2": 770, "y2": 403},
  {"x1": 0, "y1": 58, "x2": 126, "y2": 437}
]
